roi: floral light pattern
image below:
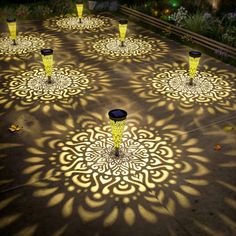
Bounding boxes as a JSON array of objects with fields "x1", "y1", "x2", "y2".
[
  {"x1": 8, "y1": 67, "x2": 89, "y2": 102},
  {"x1": 0, "y1": 33, "x2": 45, "y2": 55},
  {"x1": 24, "y1": 114, "x2": 209, "y2": 225},
  {"x1": 44, "y1": 15, "x2": 112, "y2": 32},
  {"x1": 75, "y1": 34, "x2": 169, "y2": 62},
  {"x1": 93, "y1": 36, "x2": 153, "y2": 57},
  {"x1": 130, "y1": 62, "x2": 236, "y2": 114},
  {"x1": 0, "y1": 63, "x2": 111, "y2": 114}
]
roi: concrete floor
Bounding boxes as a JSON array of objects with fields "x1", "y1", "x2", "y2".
[{"x1": 0, "y1": 13, "x2": 236, "y2": 236}]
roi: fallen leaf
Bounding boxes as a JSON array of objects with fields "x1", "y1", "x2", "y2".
[
  {"x1": 8, "y1": 124, "x2": 23, "y2": 133},
  {"x1": 223, "y1": 126, "x2": 234, "y2": 132},
  {"x1": 214, "y1": 144, "x2": 222, "y2": 151}
]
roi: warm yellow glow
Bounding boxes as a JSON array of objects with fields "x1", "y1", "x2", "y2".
[
  {"x1": 189, "y1": 52, "x2": 201, "y2": 80},
  {"x1": 189, "y1": 56, "x2": 200, "y2": 79},
  {"x1": 45, "y1": 15, "x2": 111, "y2": 32},
  {"x1": 129, "y1": 62, "x2": 236, "y2": 115},
  {"x1": 109, "y1": 119, "x2": 126, "y2": 149},
  {"x1": 76, "y1": 4, "x2": 84, "y2": 19},
  {"x1": 18, "y1": 112, "x2": 211, "y2": 225},
  {"x1": 119, "y1": 22, "x2": 128, "y2": 43},
  {"x1": 7, "y1": 21, "x2": 16, "y2": 40},
  {"x1": 42, "y1": 54, "x2": 53, "y2": 78}
]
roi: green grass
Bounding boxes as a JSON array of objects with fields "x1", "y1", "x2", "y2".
[{"x1": 183, "y1": 12, "x2": 207, "y2": 34}]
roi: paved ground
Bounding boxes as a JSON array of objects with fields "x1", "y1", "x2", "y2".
[{"x1": 0, "y1": 12, "x2": 236, "y2": 236}]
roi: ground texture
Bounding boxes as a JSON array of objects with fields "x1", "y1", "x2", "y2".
[{"x1": 0, "y1": 12, "x2": 236, "y2": 236}]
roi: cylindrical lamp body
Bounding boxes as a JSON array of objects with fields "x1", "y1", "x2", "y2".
[
  {"x1": 76, "y1": 3, "x2": 84, "y2": 19},
  {"x1": 7, "y1": 18, "x2": 16, "y2": 41},
  {"x1": 119, "y1": 20, "x2": 128, "y2": 44},
  {"x1": 189, "y1": 51, "x2": 201, "y2": 83},
  {"x1": 41, "y1": 49, "x2": 54, "y2": 83},
  {"x1": 108, "y1": 109, "x2": 127, "y2": 156}
]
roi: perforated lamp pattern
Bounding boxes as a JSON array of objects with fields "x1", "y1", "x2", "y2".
[
  {"x1": 118, "y1": 19, "x2": 128, "y2": 47},
  {"x1": 6, "y1": 18, "x2": 16, "y2": 45},
  {"x1": 41, "y1": 49, "x2": 54, "y2": 84},
  {"x1": 108, "y1": 109, "x2": 127, "y2": 157},
  {"x1": 189, "y1": 51, "x2": 201, "y2": 85}
]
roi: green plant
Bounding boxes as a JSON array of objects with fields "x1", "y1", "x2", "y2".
[
  {"x1": 183, "y1": 12, "x2": 207, "y2": 34},
  {"x1": 32, "y1": 5, "x2": 52, "y2": 19},
  {"x1": 16, "y1": 4, "x2": 31, "y2": 19},
  {"x1": 170, "y1": 6, "x2": 188, "y2": 26},
  {"x1": 49, "y1": 0, "x2": 75, "y2": 15},
  {"x1": 118, "y1": 0, "x2": 146, "y2": 7},
  {"x1": 222, "y1": 26, "x2": 236, "y2": 47},
  {"x1": 2, "y1": 6, "x2": 16, "y2": 18}
]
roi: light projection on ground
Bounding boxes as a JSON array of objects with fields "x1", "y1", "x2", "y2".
[
  {"x1": 0, "y1": 32, "x2": 61, "y2": 61},
  {"x1": 77, "y1": 34, "x2": 168, "y2": 62},
  {"x1": 22, "y1": 113, "x2": 209, "y2": 226},
  {"x1": 0, "y1": 33, "x2": 45, "y2": 55},
  {"x1": 0, "y1": 63, "x2": 110, "y2": 114},
  {"x1": 130, "y1": 62, "x2": 236, "y2": 114},
  {"x1": 93, "y1": 36, "x2": 152, "y2": 57},
  {"x1": 44, "y1": 15, "x2": 111, "y2": 32}
]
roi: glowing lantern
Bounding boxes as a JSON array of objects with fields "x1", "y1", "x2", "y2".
[
  {"x1": 76, "y1": 0, "x2": 84, "y2": 23},
  {"x1": 164, "y1": 9, "x2": 170, "y2": 15},
  {"x1": 118, "y1": 19, "x2": 128, "y2": 47},
  {"x1": 41, "y1": 49, "x2": 54, "y2": 84},
  {"x1": 154, "y1": 10, "x2": 158, "y2": 16},
  {"x1": 108, "y1": 109, "x2": 127, "y2": 157},
  {"x1": 6, "y1": 18, "x2": 17, "y2": 45},
  {"x1": 189, "y1": 51, "x2": 201, "y2": 85}
]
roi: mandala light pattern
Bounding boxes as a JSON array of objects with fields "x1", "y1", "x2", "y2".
[
  {"x1": 130, "y1": 63, "x2": 236, "y2": 114},
  {"x1": 0, "y1": 63, "x2": 110, "y2": 114},
  {"x1": 0, "y1": 34, "x2": 45, "y2": 55},
  {"x1": 77, "y1": 34, "x2": 168, "y2": 62},
  {"x1": 24, "y1": 114, "x2": 209, "y2": 225},
  {"x1": 8, "y1": 67, "x2": 89, "y2": 102},
  {"x1": 93, "y1": 36, "x2": 153, "y2": 57},
  {"x1": 45, "y1": 15, "x2": 111, "y2": 32}
]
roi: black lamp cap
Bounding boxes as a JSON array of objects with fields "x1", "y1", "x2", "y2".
[
  {"x1": 108, "y1": 109, "x2": 127, "y2": 121},
  {"x1": 189, "y1": 51, "x2": 201, "y2": 58},
  {"x1": 118, "y1": 19, "x2": 128, "y2": 25},
  {"x1": 41, "y1": 49, "x2": 53, "y2": 56},
  {"x1": 6, "y1": 18, "x2": 16, "y2": 23},
  {"x1": 76, "y1": 0, "x2": 83, "y2": 4}
]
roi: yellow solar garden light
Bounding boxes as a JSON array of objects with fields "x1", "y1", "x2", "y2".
[
  {"x1": 41, "y1": 49, "x2": 54, "y2": 84},
  {"x1": 76, "y1": 0, "x2": 84, "y2": 23},
  {"x1": 108, "y1": 109, "x2": 127, "y2": 157},
  {"x1": 118, "y1": 19, "x2": 128, "y2": 47},
  {"x1": 189, "y1": 51, "x2": 202, "y2": 86},
  {"x1": 7, "y1": 18, "x2": 17, "y2": 45}
]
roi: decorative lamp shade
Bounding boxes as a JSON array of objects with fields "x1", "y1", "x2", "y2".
[
  {"x1": 189, "y1": 51, "x2": 201, "y2": 80},
  {"x1": 76, "y1": 0, "x2": 84, "y2": 19},
  {"x1": 108, "y1": 109, "x2": 127, "y2": 156},
  {"x1": 6, "y1": 18, "x2": 16, "y2": 41},
  {"x1": 41, "y1": 49, "x2": 54, "y2": 82},
  {"x1": 118, "y1": 19, "x2": 128, "y2": 45}
]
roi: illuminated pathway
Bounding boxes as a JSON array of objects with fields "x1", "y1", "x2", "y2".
[{"x1": 0, "y1": 13, "x2": 236, "y2": 236}]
